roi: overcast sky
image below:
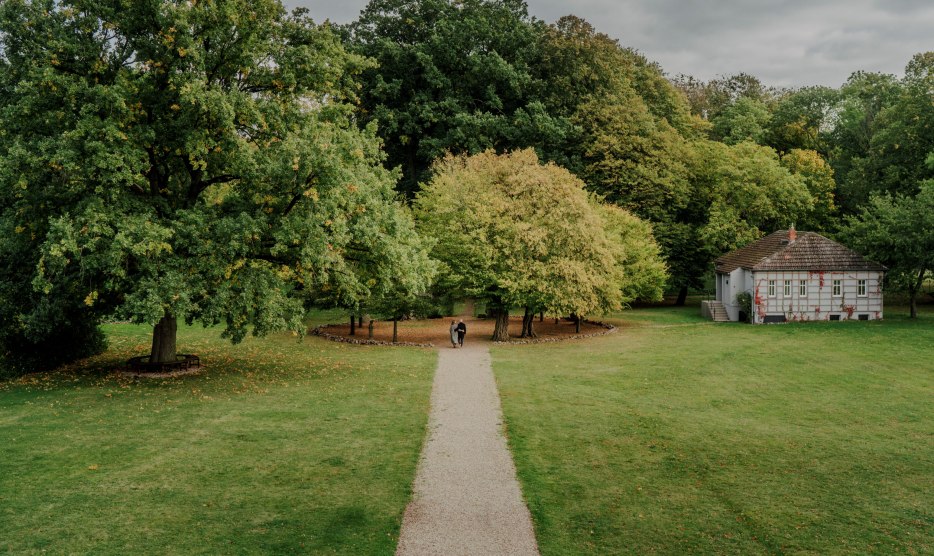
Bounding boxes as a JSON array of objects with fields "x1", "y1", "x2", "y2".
[{"x1": 282, "y1": 0, "x2": 933, "y2": 88}]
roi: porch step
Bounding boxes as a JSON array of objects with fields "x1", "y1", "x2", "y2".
[{"x1": 707, "y1": 301, "x2": 731, "y2": 322}]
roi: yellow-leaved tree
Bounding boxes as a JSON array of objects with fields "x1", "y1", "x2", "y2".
[{"x1": 415, "y1": 149, "x2": 665, "y2": 340}]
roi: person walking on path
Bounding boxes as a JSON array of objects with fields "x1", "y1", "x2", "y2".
[
  {"x1": 449, "y1": 320, "x2": 459, "y2": 348},
  {"x1": 456, "y1": 319, "x2": 467, "y2": 347}
]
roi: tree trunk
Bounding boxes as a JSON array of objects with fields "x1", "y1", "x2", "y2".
[
  {"x1": 150, "y1": 313, "x2": 177, "y2": 364},
  {"x1": 521, "y1": 306, "x2": 536, "y2": 338},
  {"x1": 349, "y1": 313, "x2": 356, "y2": 336},
  {"x1": 909, "y1": 268, "x2": 925, "y2": 319},
  {"x1": 575, "y1": 315, "x2": 582, "y2": 334},
  {"x1": 491, "y1": 301, "x2": 510, "y2": 342},
  {"x1": 358, "y1": 314, "x2": 364, "y2": 328},
  {"x1": 392, "y1": 318, "x2": 398, "y2": 343},
  {"x1": 675, "y1": 285, "x2": 689, "y2": 306},
  {"x1": 539, "y1": 311, "x2": 544, "y2": 323},
  {"x1": 368, "y1": 319, "x2": 375, "y2": 339}
]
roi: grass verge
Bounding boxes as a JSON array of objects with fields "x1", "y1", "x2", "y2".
[
  {"x1": 493, "y1": 303, "x2": 933, "y2": 554},
  {"x1": 0, "y1": 316, "x2": 435, "y2": 555}
]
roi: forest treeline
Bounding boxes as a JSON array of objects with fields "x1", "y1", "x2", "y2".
[{"x1": 1, "y1": 0, "x2": 931, "y2": 374}]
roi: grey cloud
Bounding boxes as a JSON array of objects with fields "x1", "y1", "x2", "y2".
[{"x1": 283, "y1": 0, "x2": 934, "y2": 87}]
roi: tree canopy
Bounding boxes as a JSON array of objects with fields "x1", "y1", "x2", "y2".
[
  {"x1": 840, "y1": 180, "x2": 934, "y2": 318},
  {"x1": 0, "y1": 0, "x2": 432, "y2": 367},
  {"x1": 346, "y1": 0, "x2": 565, "y2": 196},
  {"x1": 415, "y1": 150, "x2": 665, "y2": 340}
]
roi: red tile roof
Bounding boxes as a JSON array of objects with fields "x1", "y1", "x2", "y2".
[{"x1": 715, "y1": 230, "x2": 885, "y2": 273}]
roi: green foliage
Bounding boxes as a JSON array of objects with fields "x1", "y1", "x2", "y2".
[
  {"x1": 0, "y1": 0, "x2": 432, "y2": 364},
  {"x1": 711, "y1": 97, "x2": 772, "y2": 145},
  {"x1": 574, "y1": 89, "x2": 692, "y2": 222},
  {"x1": 347, "y1": 0, "x2": 564, "y2": 195},
  {"x1": 671, "y1": 72, "x2": 779, "y2": 122},
  {"x1": 840, "y1": 180, "x2": 934, "y2": 317},
  {"x1": 865, "y1": 52, "x2": 934, "y2": 200},
  {"x1": 780, "y1": 148, "x2": 837, "y2": 231},
  {"x1": 414, "y1": 149, "x2": 623, "y2": 318},
  {"x1": 690, "y1": 140, "x2": 813, "y2": 256},
  {"x1": 827, "y1": 71, "x2": 901, "y2": 213},
  {"x1": 765, "y1": 86, "x2": 838, "y2": 154},
  {"x1": 735, "y1": 290, "x2": 752, "y2": 322},
  {"x1": 596, "y1": 204, "x2": 668, "y2": 303}
]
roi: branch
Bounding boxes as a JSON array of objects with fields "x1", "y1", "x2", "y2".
[
  {"x1": 282, "y1": 172, "x2": 319, "y2": 217},
  {"x1": 188, "y1": 173, "x2": 239, "y2": 203}
]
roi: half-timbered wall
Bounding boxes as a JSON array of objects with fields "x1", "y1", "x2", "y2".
[{"x1": 750, "y1": 270, "x2": 883, "y2": 323}]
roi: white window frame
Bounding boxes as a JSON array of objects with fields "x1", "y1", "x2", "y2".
[
  {"x1": 799, "y1": 280, "x2": 808, "y2": 297},
  {"x1": 783, "y1": 280, "x2": 791, "y2": 297},
  {"x1": 857, "y1": 279, "x2": 867, "y2": 297},
  {"x1": 768, "y1": 280, "x2": 776, "y2": 298},
  {"x1": 832, "y1": 279, "x2": 842, "y2": 297}
]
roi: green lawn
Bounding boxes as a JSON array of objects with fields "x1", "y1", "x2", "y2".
[
  {"x1": 494, "y1": 304, "x2": 934, "y2": 555},
  {"x1": 0, "y1": 314, "x2": 436, "y2": 555}
]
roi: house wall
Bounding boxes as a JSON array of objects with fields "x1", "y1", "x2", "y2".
[
  {"x1": 750, "y1": 270, "x2": 884, "y2": 323},
  {"x1": 719, "y1": 268, "x2": 751, "y2": 321}
]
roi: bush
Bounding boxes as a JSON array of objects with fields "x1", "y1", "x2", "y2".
[
  {"x1": 0, "y1": 317, "x2": 107, "y2": 380},
  {"x1": 735, "y1": 291, "x2": 753, "y2": 323}
]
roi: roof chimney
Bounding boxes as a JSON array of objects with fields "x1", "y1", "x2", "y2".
[{"x1": 788, "y1": 225, "x2": 797, "y2": 243}]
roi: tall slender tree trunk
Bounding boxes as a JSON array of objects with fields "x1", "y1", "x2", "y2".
[
  {"x1": 358, "y1": 314, "x2": 364, "y2": 328},
  {"x1": 675, "y1": 285, "x2": 689, "y2": 306},
  {"x1": 392, "y1": 318, "x2": 398, "y2": 343},
  {"x1": 349, "y1": 313, "x2": 356, "y2": 336},
  {"x1": 539, "y1": 311, "x2": 544, "y2": 323},
  {"x1": 150, "y1": 313, "x2": 177, "y2": 364},
  {"x1": 491, "y1": 298, "x2": 510, "y2": 342},
  {"x1": 909, "y1": 269, "x2": 925, "y2": 319},
  {"x1": 368, "y1": 319, "x2": 375, "y2": 339},
  {"x1": 575, "y1": 315, "x2": 582, "y2": 334}
]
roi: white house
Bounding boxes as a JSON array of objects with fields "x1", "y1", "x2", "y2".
[{"x1": 708, "y1": 228, "x2": 885, "y2": 323}]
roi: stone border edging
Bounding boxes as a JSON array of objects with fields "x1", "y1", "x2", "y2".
[
  {"x1": 310, "y1": 324, "x2": 436, "y2": 348},
  {"x1": 492, "y1": 319, "x2": 617, "y2": 345}
]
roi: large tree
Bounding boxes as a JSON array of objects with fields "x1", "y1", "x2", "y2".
[
  {"x1": 839, "y1": 179, "x2": 934, "y2": 318},
  {"x1": 691, "y1": 140, "x2": 814, "y2": 256},
  {"x1": 0, "y1": 0, "x2": 431, "y2": 366},
  {"x1": 865, "y1": 53, "x2": 934, "y2": 201},
  {"x1": 414, "y1": 149, "x2": 630, "y2": 341},
  {"x1": 346, "y1": 0, "x2": 566, "y2": 196},
  {"x1": 765, "y1": 86, "x2": 838, "y2": 155},
  {"x1": 826, "y1": 71, "x2": 901, "y2": 213}
]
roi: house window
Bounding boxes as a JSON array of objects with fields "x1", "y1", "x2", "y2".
[
  {"x1": 768, "y1": 280, "x2": 776, "y2": 297},
  {"x1": 832, "y1": 279, "x2": 842, "y2": 297},
  {"x1": 783, "y1": 280, "x2": 791, "y2": 297},
  {"x1": 799, "y1": 280, "x2": 808, "y2": 297},
  {"x1": 858, "y1": 279, "x2": 867, "y2": 297}
]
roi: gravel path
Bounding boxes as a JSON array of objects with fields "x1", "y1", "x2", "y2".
[{"x1": 396, "y1": 343, "x2": 540, "y2": 556}]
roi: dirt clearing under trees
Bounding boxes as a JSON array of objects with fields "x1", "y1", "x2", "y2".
[{"x1": 319, "y1": 316, "x2": 609, "y2": 345}]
